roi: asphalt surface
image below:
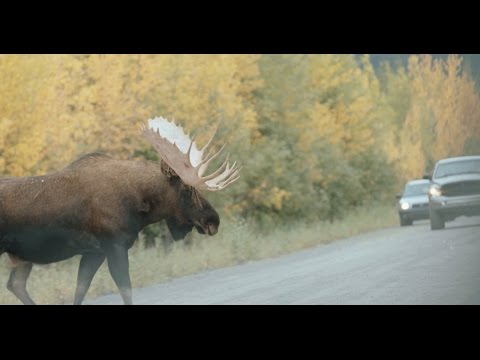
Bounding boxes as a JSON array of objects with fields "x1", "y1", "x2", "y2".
[{"x1": 88, "y1": 216, "x2": 480, "y2": 305}]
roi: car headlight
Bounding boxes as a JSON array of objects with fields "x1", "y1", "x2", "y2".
[
  {"x1": 429, "y1": 184, "x2": 442, "y2": 197},
  {"x1": 400, "y1": 202, "x2": 410, "y2": 210}
]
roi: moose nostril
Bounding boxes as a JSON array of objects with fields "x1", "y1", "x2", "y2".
[{"x1": 207, "y1": 224, "x2": 218, "y2": 235}]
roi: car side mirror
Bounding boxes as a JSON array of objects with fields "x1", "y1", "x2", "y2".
[
  {"x1": 422, "y1": 173, "x2": 431, "y2": 181},
  {"x1": 395, "y1": 193, "x2": 402, "y2": 199}
]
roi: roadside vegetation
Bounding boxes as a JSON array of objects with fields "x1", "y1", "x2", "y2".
[{"x1": 0, "y1": 202, "x2": 397, "y2": 304}]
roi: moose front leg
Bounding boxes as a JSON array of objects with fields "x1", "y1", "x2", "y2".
[
  {"x1": 106, "y1": 243, "x2": 132, "y2": 305},
  {"x1": 74, "y1": 253, "x2": 106, "y2": 305}
]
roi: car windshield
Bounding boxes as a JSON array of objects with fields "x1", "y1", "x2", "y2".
[
  {"x1": 434, "y1": 159, "x2": 480, "y2": 178},
  {"x1": 403, "y1": 183, "x2": 430, "y2": 196}
]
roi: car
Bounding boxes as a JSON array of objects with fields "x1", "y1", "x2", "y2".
[
  {"x1": 397, "y1": 179, "x2": 431, "y2": 226},
  {"x1": 427, "y1": 155, "x2": 480, "y2": 230}
]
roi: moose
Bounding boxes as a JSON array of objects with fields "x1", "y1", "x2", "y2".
[{"x1": 0, "y1": 117, "x2": 241, "y2": 305}]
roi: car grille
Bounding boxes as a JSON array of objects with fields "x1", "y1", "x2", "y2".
[
  {"x1": 412, "y1": 203, "x2": 429, "y2": 208},
  {"x1": 442, "y1": 181, "x2": 480, "y2": 197}
]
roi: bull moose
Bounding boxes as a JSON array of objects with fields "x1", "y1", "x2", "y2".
[{"x1": 0, "y1": 117, "x2": 241, "y2": 305}]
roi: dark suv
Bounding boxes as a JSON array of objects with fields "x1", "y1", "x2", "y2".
[{"x1": 428, "y1": 155, "x2": 480, "y2": 230}]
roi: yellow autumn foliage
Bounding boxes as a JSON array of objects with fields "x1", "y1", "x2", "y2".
[{"x1": 1, "y1": 54, "x2": 479, "y2": 225}]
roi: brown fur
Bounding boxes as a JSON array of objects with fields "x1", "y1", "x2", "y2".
[{"x1": 0, "y1": 152, "x2": 220, "y2": 304}]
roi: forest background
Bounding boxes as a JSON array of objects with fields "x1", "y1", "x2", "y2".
[{"x1": 2, "y1": 54, "x2": 479, "y2": 228}]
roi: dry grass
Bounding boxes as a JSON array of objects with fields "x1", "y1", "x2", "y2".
[{"x1": 0, "y1": 203, "x2": 398, "y2": 304}]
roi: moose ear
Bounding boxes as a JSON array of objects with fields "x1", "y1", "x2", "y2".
[
  {"x1": 166, "y1": 218, "x2": 193, "y2": 241},
  {"x1": 161, "y1": 160, "x2": 178, "y2": 178}
]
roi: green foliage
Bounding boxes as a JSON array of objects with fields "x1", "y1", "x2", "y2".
[{"x1": 0, "y1": 54, "x2": 479, "y2": 234}]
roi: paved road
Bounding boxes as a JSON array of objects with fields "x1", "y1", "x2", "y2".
[{"x1": 88, "y1": 216, "x2": 480, "y2": 305}]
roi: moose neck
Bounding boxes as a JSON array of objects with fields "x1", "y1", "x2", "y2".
[{"x1": 133, "y1": 160, "x2": 186, "y2": 226}]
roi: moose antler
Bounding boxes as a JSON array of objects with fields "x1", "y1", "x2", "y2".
[{"x1": 141, "y1": 116, "x2": 242, "y2": 191}]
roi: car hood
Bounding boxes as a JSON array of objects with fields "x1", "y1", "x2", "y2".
[
  {"x1": 400, "y1": 194, "x2": 429, "y2": 205},
  {"x1": 432, "y1": 173, "x2": 480, "y2": 186}
]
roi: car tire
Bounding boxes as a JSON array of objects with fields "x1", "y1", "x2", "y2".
[
  {"x1": 399, "y1": 215, "x2": 413, "y2": 226},
  {"x1": 430, "y1": 208, "x2": 445, "y2": 230}
]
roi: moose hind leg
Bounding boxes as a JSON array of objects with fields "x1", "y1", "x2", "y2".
[
  {"x1": 6, "y1": 254, "x2": 35, "y2": 305},
  {"x1": 73, "y1": 253, "x2": 106, "y2": 305}
]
